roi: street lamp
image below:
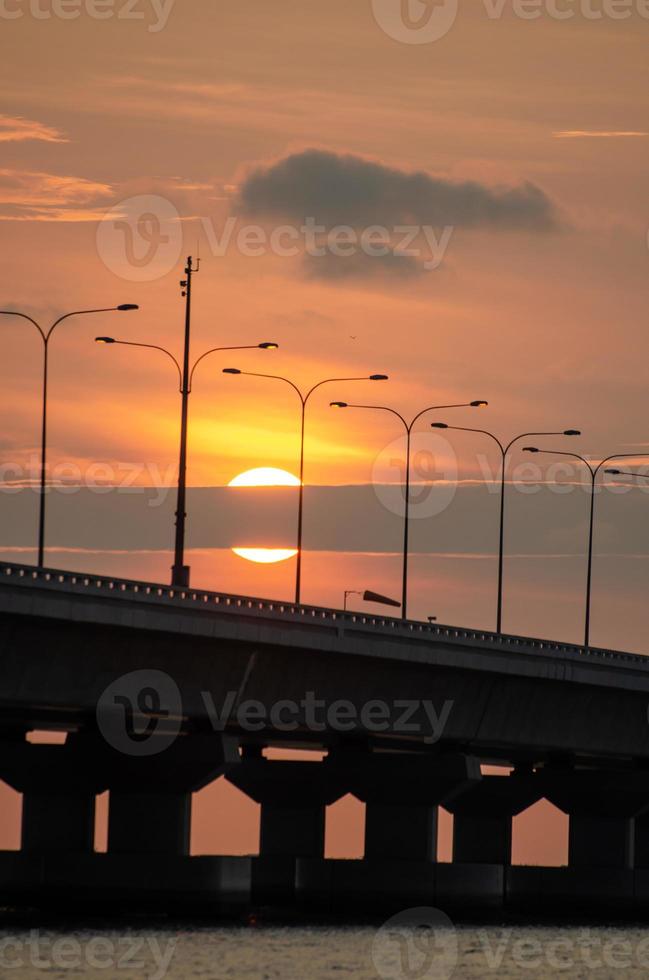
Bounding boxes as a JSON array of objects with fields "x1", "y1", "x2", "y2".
[
  {"x1": 523, "y1": 448, "x2": 647, "y2": 648},
  {"x1": 344, "y1": 589, "x2": 401, "y2": 611},
  {"x1": 431, "y1": 425, "x2": 581, "y2": 633},
  {"x1": 330, "y1": 400, "x2": 488, "y2": 620},
  {"x1": 223, "y1": 370, "x2": 389, "y2": 604},
  {"x1": 96, "y1": 338, "x2": 278, "y2": 588},
  {"x1": 605, "y1": 469, "x2": 649, "y2": 481},
  {"x1": 0, "y1": 304, "x2": 139, "y2": 567}
]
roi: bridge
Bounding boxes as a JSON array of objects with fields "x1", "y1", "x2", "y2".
[{"x1": 2, "y1": 560, "x2": 649, "y2": 915}]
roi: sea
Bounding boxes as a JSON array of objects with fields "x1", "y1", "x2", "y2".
[{"x1": 2, "y1": 918, "x2": 649, "y2": 979}]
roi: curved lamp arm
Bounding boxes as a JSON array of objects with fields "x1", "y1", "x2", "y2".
[
  {"x1": 189, "y1": 344, "x2": 277, "y2": 391},
  {"x1": 0, "y1": 310, "x2": 46, "y2": 342},
  {"x1": 96, "y1": 339, "x2": 182, "y2": 391},
  {"x1": 304, "y1": 375, "x2": 388, "y2": 405},
  {"x1": 223, "y1": 370, "x2": 304, "y2": 404},
  {"x1": 331, "y1": 403, "x2": 409, "y2": 432},
  {"x1": 409, "y1": 401, "x2": 487, "y2": 431}
]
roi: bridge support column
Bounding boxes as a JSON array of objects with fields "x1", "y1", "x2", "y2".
[
  {"x1": 447, "y1": 772, "x2": 541, "y2": 865},
  {"x1": 348, "y1": 752, "x2": 480, "y2": 863},
  {"x1": 104, "y1": 734, "x2": 239, "y2": 857},
  {"x1": 302, "y1": 752, "x2": 480, "y2": 911},
  {"x1": 0, "y1": 737, "x2": 105, "y2": 854},
  {"x1": 227, "y1": 758, "x2": 350, "y2": 904},
  {"x1": 529, "y1": 768, "x2": 649, "y2": 910},
  {"x1": 443, "y1": 771, "x2": 541, "y2": 909},
  {"x1": 541, "y1": 769, "x2": 649, "y2": 871}
]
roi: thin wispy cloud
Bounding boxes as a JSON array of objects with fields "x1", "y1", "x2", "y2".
[
  {"x1": 553, "y1": 130, "x2": 649, "y2": 139},
  {"x1": 0, "y1": 169, "x2": 113, "y2": 222},
  {"x1": 0, "y1": 114, "x2": 68, "y2": 143}
]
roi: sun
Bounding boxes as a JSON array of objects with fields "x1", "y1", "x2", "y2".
[
  {"x1": 228, "y1": 467, "x2": 301, "y2": 487},
  {"x1": 228, "y1": 467, "x2": 300, "y2": 563},
  {"x1": 232, "y1": 547, "x2": 298, "y2": 564}
]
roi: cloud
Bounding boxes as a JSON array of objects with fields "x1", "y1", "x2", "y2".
[
  {"x1": 553, "y1": 131, "x2": 649, "y2": 139},
  {"x1": 0, "y1": 115, "x2": 68, "y2": 144},
  {"x1": 303, "y1": 248, "x2": 423, "y2": 281},
  {"x1": 0, "y1": 169, "x2": 113, "y2": 221},
  {"x1": 235, "y1": 148, "x2": 559, "y2": 231}
]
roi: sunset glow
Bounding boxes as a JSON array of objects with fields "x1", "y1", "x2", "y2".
[{"x1": 232, "y1": 547, "x2": 298, "y2": 564}]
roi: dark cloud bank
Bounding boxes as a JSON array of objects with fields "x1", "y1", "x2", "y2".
[{"x1": 236, "y1": 148, "x2": 559, "y2": 232}]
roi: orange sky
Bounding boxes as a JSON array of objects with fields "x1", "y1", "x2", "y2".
[
  {"x1": 1, "y1": 1, "x2": 649, "y2": 489},
  {"x1": 1, "y1": 0, "x2": 649, "y2": 863}
]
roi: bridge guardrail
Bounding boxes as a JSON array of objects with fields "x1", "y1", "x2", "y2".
[{"x1": 1, "y1": 561, "x2": 645, "y2": 666}]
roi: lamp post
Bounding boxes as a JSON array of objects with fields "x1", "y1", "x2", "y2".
[
  {"x1": 223, "y1": 370, "x2": 389, "y2": 604},
  {"x1": 1, "y1": 303, "x2": 139, "y2": 567},
  {"x1": 344, "y1": 589, "x2": 401, "y2": 611},
  {"x1": 522, "y1": 448, "x2": 647, "y2": 648},
  {"x1": 330, "y1": 400, "x2": 488, "y2": 620},
  {"x1": 431, "y1": 425, "x2": 581, "y2": 633},
  {"x1": 96, "y1": 337, "x2": 278, "y2": 588}
]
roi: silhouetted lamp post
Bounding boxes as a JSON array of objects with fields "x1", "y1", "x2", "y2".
[
  {"x1": 0, "y1": 303, "x2": 139, "y2": 567},
  {"x1": 330, "y1": 400, "x2": 488, "y2": 620},
  {"x1": 223, "y1": 370, "x2": 388, "y2": 604},
  {"x1": 431, "y1": 425, "x2": 581, "y2": 633},
  {"x1": 96, "y1": 338, "x2": 278, "y2": 588},
  {"x1": 523, "y1": 448, "x2": 647, "y2": 648}
]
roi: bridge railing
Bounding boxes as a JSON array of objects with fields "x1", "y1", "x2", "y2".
[{"x1": 0, "y1": 561, "x2": 645, "y2": 665}]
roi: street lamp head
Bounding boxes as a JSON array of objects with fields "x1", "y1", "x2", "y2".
[
  {"x1": 605, "y1": 468, "x2": 621, "y2": 475},
  {"x1": 431, "y1": 422, "x2": 448, "y2": 429},
  {"x1": 117, "y1": 304, "x2": 139, "y2": 311},
  {"x1": 523, "y1": 447, "x2": 539, "y2": 453},
  {"x1": 369, "y1": 374, "x2": 389, "y2": 381},
  {"x1": 222, "y1": 368, "x2": 241, "y2": 375},
  {"x1": 471, "y1": 400, "x2": 488, "y2": 407},
  {"x1": 259, "y1": 342, "x2": 278, "y2": 349},
  {"x1": 330, "y1": 401, "x2": 348, "y2": 409},
  {"x1": 564, "y1": 430, "x2": 581, "y2": 436},
  {"x1": 95, "y1": 336, "x2": 115, "y2": 344}
]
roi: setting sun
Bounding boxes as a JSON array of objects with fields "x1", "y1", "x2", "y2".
[
  {"x1": 228, "y1": 467, "x2": 301, "y2": 487},
  {"x1": 229, "y1": 467, "x2": 299, "y2": 563},
  {"x1": 232, "y1": 548, "x2": 298, "y2": 564}
]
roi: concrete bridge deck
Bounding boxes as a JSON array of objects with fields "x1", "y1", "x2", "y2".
[{"x1": 2, "y1": 561, "x2": 649, "y2": 915}]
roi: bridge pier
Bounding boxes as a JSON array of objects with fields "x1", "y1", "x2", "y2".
[
  {"x1": 0, "y1": 733, "x2": 252, "y2": 911},
  {"x1": 227, "y1": 757, "x2": 351, "y2": 905},
  {"x1": 348, "y1": 752, "x2": 480, "y2": 863},
  {"x1": 0, "y1": 738, "x2": 105, "y2": 854},
  {"x1": 448, "y1": 771, "x2": 541, "y2": 865},
  {"x1": 442, "y1": 771, "x2": 541, "y2": 909},
  {"x1": 297, "y1": 752, "x2": 481, "y2": 912},
  {"x1": 506, "y1": 768, "x2": 649, "y2": 910},
  {"x1": 103, "y1": 734, "x2": 239, "y2": 858}
]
